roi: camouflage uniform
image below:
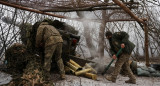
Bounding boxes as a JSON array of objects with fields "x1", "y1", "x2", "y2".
[
  {"x1": 108, "y1": 31, "x2": 136, "y2": 83},
  {"x1": 36, "y1": 22, "x2": 65, "y2": 76}
]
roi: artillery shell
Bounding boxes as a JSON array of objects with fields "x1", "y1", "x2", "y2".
[{"x1": 65, "y1": 66, "x2": 75, "y2": 74}]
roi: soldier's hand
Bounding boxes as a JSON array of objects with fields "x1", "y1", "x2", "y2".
[
  {"x1": 121, "y1": 43, "x2": 125, "y2": 48},
  {"x1": 112, "y1": 55, "x2": 117, "y2": 60}
]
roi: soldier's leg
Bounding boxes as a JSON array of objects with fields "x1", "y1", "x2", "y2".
[
  {"x1": 123, "y1": 54, "x2": 136, "y2": 84},
  {"x1": 121, "y1": 63, "x2": 128, "y2": 76},
  {"x1": 44, "y1": 45, "x2": 56, "y2": 72},
  {"x1": 54, "y1": 43, "x2": 65, "y2": 79},
  {"x1": 107, "y1": 54, "x2": 129, "y2": 82}
]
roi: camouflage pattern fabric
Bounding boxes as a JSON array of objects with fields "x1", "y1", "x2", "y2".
[
  {"x1": 108, "y1": 31, "x2": 136, "y2": 81},
  {"x1": 36, "y1": 22, "x2": 65, "y2": 75},
  {"x1": 111, "y1": 54, "x2": 136, "y2": 81},
  {"x1": 109, "y1": 31, "x2": 135, "y2": 56},
  {"x1": 36, "y1": 22, "x2": 63, "y2": 48},
  {"x1": 44, "y1": 43, "x2": 65, "y2": 75}
]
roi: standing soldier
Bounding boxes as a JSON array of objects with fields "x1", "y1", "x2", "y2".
[
  {"x1": 35, "y1": 20, "x2": 65, "y2": 80},
  {"x1": 105, "y1": 31, "x2": 136, "y2": 84}
]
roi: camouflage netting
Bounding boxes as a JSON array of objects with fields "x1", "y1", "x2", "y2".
[
  {"x1": 5, "y1": 43, "x2": 29, "y2": 74},
  {"x1": 5, "y1": 56, "x2": 53, "y2": 86},
  {"x1": 4, "y1": 43, "x2": 52, "y2": 86}
]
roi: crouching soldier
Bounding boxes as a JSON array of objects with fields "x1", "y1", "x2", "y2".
[
  {"x1": 105, "y1": 31, "x2": 136, "y2": 84},
  {"x1": 36, "y1": 20, "x2": 65, "y2": 80}
]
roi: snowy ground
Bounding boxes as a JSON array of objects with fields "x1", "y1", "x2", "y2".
[
  {"x1": 0, "y1": 72, "x2": 12, "y2": 85},
  {"x1": 51, "y1": 60, "x2": 160, "y2": 86},
  {"x1": 52, "y1": 74, "x2": 160, "y2": 86},
  {"x1": 0, "y1": 70, "x2": 160, "y2": 86},
  {"x1": 0, "y1": 58, "x2": 159, "y2": 86}
]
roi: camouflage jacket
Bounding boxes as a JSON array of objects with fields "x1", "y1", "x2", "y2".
[
  {"x1": 36, "y1": 22, "x2": 63, "y2": 48},
  {"x1": 109, "y1": 31, "x2": 135, "y2": 56}
]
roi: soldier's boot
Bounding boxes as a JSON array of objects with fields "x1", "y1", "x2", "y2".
[
  {"x1": 106, "y1": 76, "x2": 116, "y2": 83},
  {"x1": 125, "y1": 79, "x2": 136, "y2": 84},
  {"x1": 60, "y1": 74, "x2": 65, "y2": 80},
  {"x1": 126, "y1": 69, "x2": 136, "y2": 84}
]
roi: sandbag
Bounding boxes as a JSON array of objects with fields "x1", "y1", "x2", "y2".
[
  {"x1": 137, "y1": 66, "x2": 160, "y2": 77},
  {"x1": 151, "y1": 72, "x2": 160, "y2": 77},
  {"x1": 137, "y1": 67, "x2": 150, "y2": 77},
  {"x1": 151, "y1": 64, "x2": 160, "y2": 71},
  {"x1": 148, "y1": 67, "x2": 156, "y2": 73}
]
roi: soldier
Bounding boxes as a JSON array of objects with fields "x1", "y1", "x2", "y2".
[
  {"x1": 105, "y1": 31, "x2": 136, "y2": 84},
  {"x1": 35, "y1": 19, "x2": 65, "y2": 80}
]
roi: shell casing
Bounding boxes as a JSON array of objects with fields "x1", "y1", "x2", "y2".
[
  {"x1": 68, "y1": 66, "x2": 76, "y2": 73},
  {"x1": 75, "y1": 68, "x2": 92, "y2": 76},
  {"x1": 84, "y1": 73, "x2": 97, "y2": 80},
  {"x1": 65, "y1": 66, "x2": 71, "y2": 73},
  {"x1": 66, "y1": 62, "x2": 79, "y2": 71},
  {"x1": 69, "y1": 59, "x2": 82, "y2": 68},
  {"x1": 84, "y1": 63, "x2": 97, "y2": 74},
  {"x1": 65, "y1": 66, "x2": 75, "y2": 73}
]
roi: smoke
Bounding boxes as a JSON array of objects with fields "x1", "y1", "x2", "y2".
[{"x1": 87, "y1": 57, "x2": 114, "y2": 74}]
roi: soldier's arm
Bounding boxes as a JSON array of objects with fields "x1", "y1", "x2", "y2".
[{"x1": 35, "y1": 26, "x2": 44, "y2": 48}]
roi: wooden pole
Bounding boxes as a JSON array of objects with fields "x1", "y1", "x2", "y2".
[
  {"x1": 112, "y1": 0, "x2": 150, "y2": 67},
  {"x1": 144, "y1": 23, "x2": 150, "y2": 67},
  {"x1": 112, "y1": 0, "x2": 144, "y2": 23}
]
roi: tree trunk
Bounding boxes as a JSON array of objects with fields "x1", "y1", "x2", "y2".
[{"x1": 98, "y1": 10, "x2": 106, "y2": 58}]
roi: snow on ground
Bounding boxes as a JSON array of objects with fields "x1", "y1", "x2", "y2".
[
  {"x1": 52, "y1": 74, "x2": 160, "y2": 86},
  {"x1": 0, "y1": 71, "x2": 160, "y2": 86},
  {"x1": 0, "y1": 60, "x2": 159, "y2": 86},
  {"x1": 0, "y1": 72, "x2": 12, "y2": 85}
]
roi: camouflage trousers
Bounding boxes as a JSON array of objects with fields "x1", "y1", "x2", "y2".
[
  {"x1": 111, "y1": 54, "x2": 136, "y2": 81},
  {"x1": 43, "y1": 43, "x2": 65, "y2": 75}
]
